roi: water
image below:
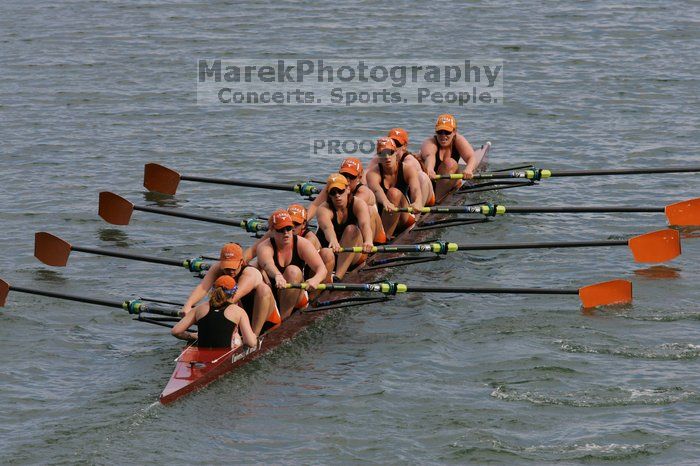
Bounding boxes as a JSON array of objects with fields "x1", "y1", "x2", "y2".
[{"x1": 1, "y1": 0, "x2": 699, "y2": 463}]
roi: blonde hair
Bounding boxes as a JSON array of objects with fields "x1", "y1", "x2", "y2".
[{"x1": 209, "y1": 287, "x2": 231, "y2": 309}]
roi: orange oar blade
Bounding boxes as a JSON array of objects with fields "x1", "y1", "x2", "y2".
[
  {"x1": 34, "y1": 232, "x2": 72, "y2": 266},
  {"x1": 0, "y1": 279, "x2": 9, "y2": 307},
  {"x1": 665, "y1": 198, "x2": 700, "y2": 226},
  {"x1": 578, "y1": 279, "x2": 632, "y2": 308},
  {"x1": 98, "y1": 191, "x2": 134, "y2": 225},
  {"x1": 144, "y1": 163, "x2": 180, "y2": 195},
  {"x1": 628, "y1": 229, "x2": 681, "y2": 263}
]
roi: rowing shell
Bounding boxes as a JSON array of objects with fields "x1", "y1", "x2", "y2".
[{"x1": 159, "y1": 142, "x2": 491, "y2": 404}]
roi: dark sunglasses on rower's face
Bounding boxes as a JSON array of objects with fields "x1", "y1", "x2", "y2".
[
  {"x1": 329, "y1": 188, "x2": 345, "y2": 196},
  {"x1": 436, "y1": 130, "x2": 453, "y2": 136},
  {"x1": 275, "y1": 226, "x2": 293, "y2": 233},
  {"x1": 293, "y1": 221, "x2": 303, "y2": 227},
  {"x1": 391, "y1": 139, "x2": 403, "y2": 148},
  {"x1": 341, "y1": 173, "x2": 357, "y2": 181}
]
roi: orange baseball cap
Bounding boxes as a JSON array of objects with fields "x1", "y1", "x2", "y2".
[
  {"x1": 214, "y1": 275, "x2": 237, "y2": 291},
  {"x1": 219, "y1": 243, "x2": 243, "y2": 269},
  {"x1": 326, "y1": 173, "x2": 349, "y2": 192},
  {"x1": 287, "y1": 204, "x2": 307, "y2": 224},
  {"x1": 376, "y1": 137, "x2": 397, "y2": 155},
  {"x1": 339, "y1": 157, "x2": 363, "y2": 177},
  {"x1": 388, "y1": 128, "x2": 408, "y2": 146},
  {"x1": 435, "y1": 114, "x2": 457, "y2": 132},
  {"x1": 269, "y1": 209, "x2": 294, "y2": 230}
]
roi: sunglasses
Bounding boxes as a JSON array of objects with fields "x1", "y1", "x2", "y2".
[
  {"x1": 391, "y1": 139, "x2": 403, "y2": 147},
  {"x1": 341, "y1": 173, "x2": 357, "y2": 181},
  {"x1": 275, "y1": 226, "x2": 293, "y2": 233},
  {"x1": 293, "y1": 221, "x2": 303, "y2": 227},
  {"x1": 436, "y1": 130, "x2": 452, "y2": 136},
  {"x1": 329, "y1": 188, "x2": 345, "y2": 196},
  {"x1": 378, "y1": 149, "x2": 395, "y2": 157}
]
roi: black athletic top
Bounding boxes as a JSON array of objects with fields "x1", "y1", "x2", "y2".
[
  {"x1": 197, "y1": 304, "x2": 237, "y2": 348},
  {"x1": 316, "y1": 196, "x2": 358, "y2": 248},
  {"x1": 271, "y1": 235, "x2": 305, "y2": 274},
  {"x1": 433, "y1": 135, "x2": 461, "y2": 173}
]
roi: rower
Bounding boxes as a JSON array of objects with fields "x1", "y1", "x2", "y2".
[
  {"x1": 366, "y1": 137, "x2": 428, "y2": 237},
  {"x1": 182, "y1": 243, "x2": 280, "y2": 336},
  {"x1": 244, "y1": 203, "x2": 321, "y2": 263},
  {"x1": 308, "y1": 157, "x2": 387, "y2": 245},
  {"x1": 316, "y1": 173, "x2": 374, "y2": 280},
  {"x1": 420, "y1": 114, "x2": 479, "y2": 201},
  {"x1": 172, "y1": 275, "x2": 257, "y2": 349},
  {"x1": 257, "y1": 210, "x2": 328, "y2": 320}
]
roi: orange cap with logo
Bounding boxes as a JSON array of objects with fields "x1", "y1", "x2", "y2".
[
  {"x1": 339, "y1": 157, "x2": 363, "y2": 177},
  {"x1": 376, "y1": 137, "x2": 397, "y2": 155},
  {"x1": 287, "y1": 204, "x2": 307, "y2": 224},
  {"x1": 219, "y1": 243, "x2": 243, "y2": 270},
  {"x1": 435, "y1": 114, "x2": 457, "y2": 132},
  {"x1": 214, "y1": 275, "x2": 237, "y2": 291},
  {"x1": 269, "y1": 209, "x2": 294, "y2": 230},
  {"x1": 326, "y1": 173, "x2": 349, "y2": 192},
  {"x1": 388, "y1": 128, "x2": 408, "y2": 147}
]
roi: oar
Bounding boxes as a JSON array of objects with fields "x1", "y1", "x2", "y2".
[
  {"x1": 0, "y1": 278, "x2": 180, "y2": 317},
  {"x1": 338, "y1": 229, "x2": 681, "y2": 263},
  {"x1": 34, "y1": 232, "x2": 211, "y2": 273},
  {"x1": 287, "y1": 279, "x2": 632, "y2": 309},
  {"x1": 394, "y1": 198, "x2": 700, "y2": 226},
  {"x1": 437, "y1": 166, "x2": 700, "y2": 181},
  {"x1": 143, "y1": 163, "x2": 321, "y2": 197},
  {"x1": 98, "y1": 191, "x2": 267, "y2": 231}
]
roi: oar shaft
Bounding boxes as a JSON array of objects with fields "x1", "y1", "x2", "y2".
[
  {"x1": 9, "y1": 285, "x2": 125, "y2": 308},
  {"x1": 551, "y1": 166, "x2": 700, "y2": 177},
  {"x1": 181, "y1": 175, "x2": 296, "y2": 192},
  {"x1": 506, "y1": 206, "x2": 663, "y2": 213},
  {"x1": 404, "y1": 285, "x2": 578, "y2": 294},
  {"x1": 71, "y1": 245, "x2": 185, "y2": 267},
  {"x1": 133, "y1": 205, "x2": 246, "y2": 227},
  {"x1": 458, "y1": 240, "x2": 628, "y2": 251}
]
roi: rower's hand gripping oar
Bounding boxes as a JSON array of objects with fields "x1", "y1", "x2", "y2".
[
  {"x1": 143, "y1": 163, "x2": 321, "y2": 198},
  {"x1": 98, "y1": 191, "x2": 267, "y2": 232},
  {"x1": 34, "y1": 232, "x2": 212, "y2": 274},
  {"x1": 395, "y1": 198, "x2": 700, "y2": 227},
  {"x1": 0, "y1": 278, "x2": 181, "y2": 317},
  {"x1": 436, "y1": 165, "x2": 700, "y2": 181},
  {"x1": 338, "y1": 229, "x2": 681, "y2": 263},
  {"x1": 286, "y1": 279, "x2": 633, "y2": 309}
]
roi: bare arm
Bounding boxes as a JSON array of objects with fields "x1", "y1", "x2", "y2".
[
  {"x1": 353, "y1": 197, "x2": 374, "y2": 252},
  {"x1": 230, "y1": 266, "x2": 263, "y2": 305},
  {"x1": 243, "y1": 232, "x2": 270, "y2": 263},
  {"x1": 172, "y1": 304, "x2": 200, "y2": 341},
  {"x1": 366, "y1": 168, "x2": 393, "y2": 210},
  {"x1": 182, "y1": 264, "x2": 219, "y2": 314},
  {"x1": 317, "y1": 204, "x2": 341, "y2": 250},
  {"x1": 307, "y1": 191, "x2": 327, "y2": 221},
  {"x1": 297, "y1": 236, "x2": 327, "y2": 288},
  {"x1": 455, "y1": 134, "x2": 477, "y2": 176},
  {"x1": 403, "y1": 163, "x2": 424, "y2": 210},
  {"x1": 420, "y1": 139, "x2": 438, "y2": 178},
  {"x1": 228, "y1": 306, "x2": 257, "y2": 348},
  {"x1": 257, "y1": 239, "x2": 284, "y2": 285}
]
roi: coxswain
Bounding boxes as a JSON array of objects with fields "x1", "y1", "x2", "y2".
[
  {"x1": 182, "y1": 243, "x2": 280, "y2": 336},
  {"x1": 308, "y1": 157, "x2": 387, "y2": 245},
  {"x1": 366, "y1": 137, "x2": 428, "y2": 237},
  {"x1": 172, "y1": 275, "x2": 257, "y2": 349},
  {"x1": 257, "y1": 210, "x2": 328, "y2": 320},
  {"x1": 420, "y1": 114, "x2": 479, "y2": 201},
  {"x1": 316, "y1": 173, "x2": 374, "y2": 280}
]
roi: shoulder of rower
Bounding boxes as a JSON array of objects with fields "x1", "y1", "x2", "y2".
[{"x1": 420, "y1": 137, "x2": 438, "y2": 155}]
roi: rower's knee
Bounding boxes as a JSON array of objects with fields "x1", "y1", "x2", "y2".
[
  {"x1": 283, "y1": 265, "x2": 303, "y2": 282},
  {"x1": 341, "y1": 224, "x2": 361, "y2": 244},
  {"x1": 440, "y1": 158, "x2": 458, "y2": 173},
  {"x1": 386, "y1": 188, "x2": 403, "y2": 204}
]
